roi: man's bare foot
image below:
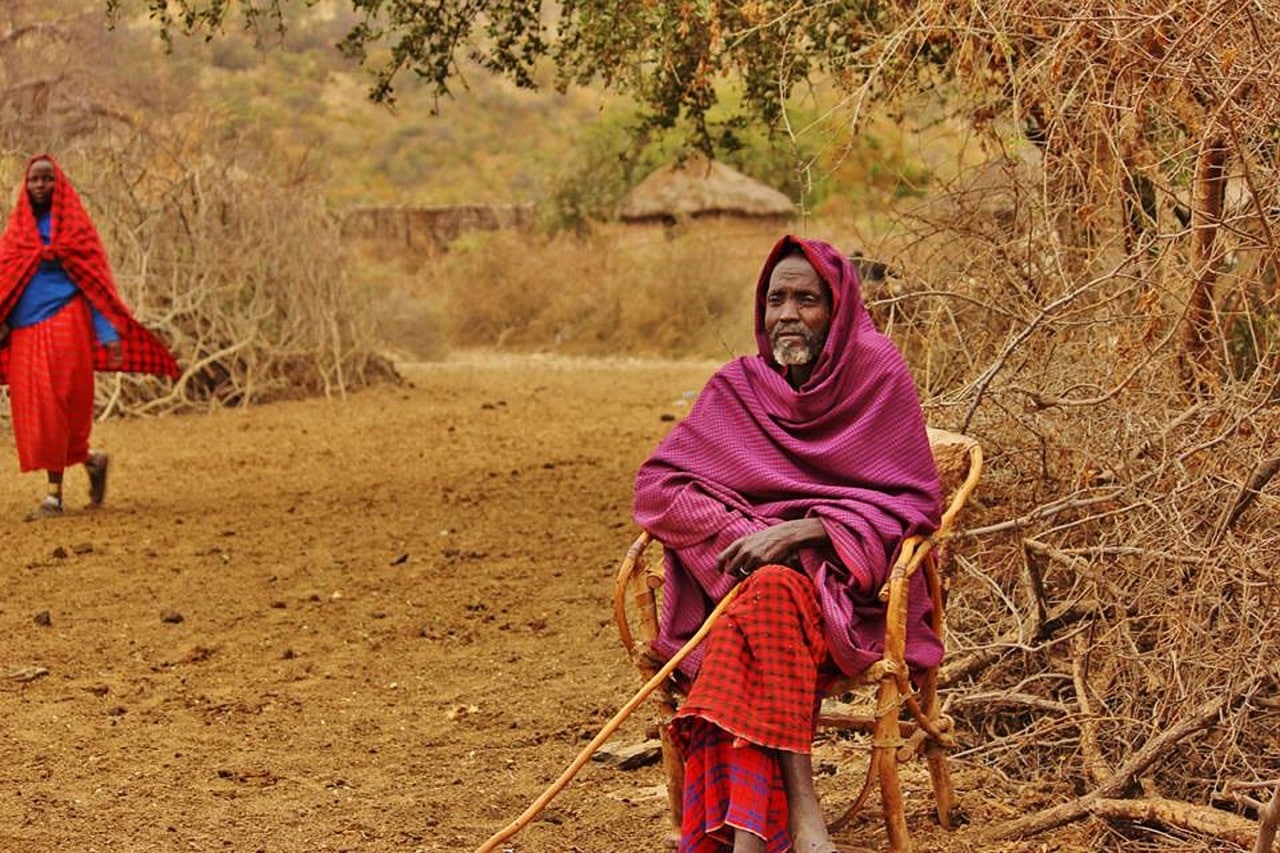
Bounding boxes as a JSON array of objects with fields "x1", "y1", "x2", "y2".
[{"x1": 787, "y1": 800, "x2": 833, "y2": 853}]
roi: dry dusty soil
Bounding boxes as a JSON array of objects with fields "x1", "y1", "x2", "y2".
[{"x1": 0, "y1": 354, "x2": 1086, "y2": 853}]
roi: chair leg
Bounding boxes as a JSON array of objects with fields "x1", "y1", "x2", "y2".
[
  {"x1": 925, "y1": 741, "x2": 956, "y2": 830},
  {"x1": 873, "y1": 679, "x2": 912, "y2": 852},
  {"x1": 659, "y1": 723, "x2": 685, "y2": 833}
]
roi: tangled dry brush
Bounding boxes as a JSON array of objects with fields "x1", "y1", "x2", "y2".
[
  {"x1": 87, "y1": 145, "x2": 398, "y2": 416},
  {"x1": 851, "y1": 3, "x2": 1280, "y2": 848}
]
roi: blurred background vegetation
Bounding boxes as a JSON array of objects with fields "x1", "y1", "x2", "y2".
[
  {"x1": 89, "y1": 0, "x2": 940, "y2": 216},
  {"x1": 1, "y1": 0, "x2": 961, "y2": 368}
]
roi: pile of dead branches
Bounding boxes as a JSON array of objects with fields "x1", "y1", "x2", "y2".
[
  {"x1": 850, "y1": 4, "x2": 1280, "y2": 848},
  {"x1": 85, "y1": 142, "x2": 398, "y2": 416}
]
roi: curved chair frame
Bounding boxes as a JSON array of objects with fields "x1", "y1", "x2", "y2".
[{"x1": 613, "y1": 428, "x2": 983, "y2": 852}]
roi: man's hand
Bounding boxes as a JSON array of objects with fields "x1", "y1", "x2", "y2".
[
  {"x1": 718, "y1": 518, "x2": 828, "y2": 579},
  {"x1": 0, "y1": 322, "x2": 9, "y2": 346}
]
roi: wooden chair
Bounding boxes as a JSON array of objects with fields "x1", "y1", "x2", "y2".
[{"x1": 613, "y1": 427, "x2": 983, "y2": 852}]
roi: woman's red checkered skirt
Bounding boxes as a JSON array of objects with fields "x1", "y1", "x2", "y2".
[{"x1": 7, "y1": 297, "x2": 94, "y2": 472}]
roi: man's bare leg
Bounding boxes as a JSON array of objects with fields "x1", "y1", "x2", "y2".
[
  {"x1": 732, "y1": 828, "x2": 766, "y2": 853},
  {"x1": 779, "y1": 750, "x2": 836, "y2": 852}
]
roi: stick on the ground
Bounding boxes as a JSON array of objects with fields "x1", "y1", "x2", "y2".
[
  {"x1": 472, "y1": 586, "x2": 741, "y2": 853},
  {"x1": 1257, "y1": 785, "x2": 1280, "y2": 853},
  {"x1": 984, "y1": 661, "x2": 1280, "y2": 842},
  {"x1": 1089, "y1": 796, "x2": 1257, "y2": 848}
]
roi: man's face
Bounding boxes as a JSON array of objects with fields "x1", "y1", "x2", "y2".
[
  {"x1": 764, "y1": 255, "x2": 832, "y2": 367},
  {"x1": 26, "y1": 160, "x2": 55, "y2": 212}
]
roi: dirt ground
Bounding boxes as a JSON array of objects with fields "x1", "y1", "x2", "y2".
[{"x1": 0, "y1": 353, "x2": 1090, "y2": 853}]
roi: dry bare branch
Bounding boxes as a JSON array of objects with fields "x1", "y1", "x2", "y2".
[
  {"x1": 984, "y1": 661, "x2": 1280, "y2": 842},
  {"x1": 1090, "y1": 796, "x2": 1257, "y2": 848},
  {"x1": 1257, "y1": 786, "x2": 1280, "y2": 853}
]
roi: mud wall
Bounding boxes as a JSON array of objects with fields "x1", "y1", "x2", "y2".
[{"x1": 340, "y1": 204, "x2": 536, "y2": 254}]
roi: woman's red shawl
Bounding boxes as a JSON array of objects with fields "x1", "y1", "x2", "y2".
[
  {"x1": 0, "y1": 154, "x2": 179, "y2": 383},
  {"x1": 634, "y1": 235, "x2": 942, "y2": 678}
]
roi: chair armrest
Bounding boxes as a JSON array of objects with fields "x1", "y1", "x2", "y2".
[{"x1": 613, "y1": 531, "x2": 654, "y2": 660}]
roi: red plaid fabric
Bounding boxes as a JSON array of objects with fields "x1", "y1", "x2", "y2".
[
  {"x1": 670, "y1": 566, "x2": 833, "y2": 851},
  {"x1": 675, "y1": 565, "x2": 831, "y2": 753},
  {"x1": 8, "y1": 298, "x2": 94, "y2": 471},
  {"x1": 0, "y1": 154, "x2": 179, "y2": 383},
  {"x1": 676, "y1": 717, "x2": 790, "y2": 853}
]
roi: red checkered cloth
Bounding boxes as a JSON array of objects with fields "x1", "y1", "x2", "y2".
[
  {"x1": 670, "y1": 566, "x2": 835, "y2": 851},
  {"x1": 0, "y1": 154, "x2": 179, "y2": 383},
  {"x1": 8, "y1": 297, "x2": 94, "y2": 472},
  {"x1": 675, "y1": 566, "x2": 831, "y2": 753},
  {"x1": 676, "y1": 717, "x2": 790, "y2": 853}
]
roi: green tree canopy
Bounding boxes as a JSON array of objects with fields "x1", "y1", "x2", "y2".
[{"x1": 109, "y1": 1, "x2": 898, "y2": 148}]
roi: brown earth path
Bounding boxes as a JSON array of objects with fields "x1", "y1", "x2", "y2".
[{"x1": 0, "y1": 354, "x2": 1076, "y2": 853}]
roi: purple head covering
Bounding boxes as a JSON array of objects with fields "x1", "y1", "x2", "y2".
[{"x1": 633, "y1": 234, "x2": 942, "y2": 677}]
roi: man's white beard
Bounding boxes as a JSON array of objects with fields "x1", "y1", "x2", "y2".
[{"x1": 773, "y1": 340, "x2": 817, "y2": 366}]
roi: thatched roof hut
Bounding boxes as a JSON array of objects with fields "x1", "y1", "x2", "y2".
[{"x1": 620, "y1": 155, "x2": 796, "y2": 223}]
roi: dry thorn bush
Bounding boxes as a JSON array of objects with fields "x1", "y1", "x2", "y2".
[
  {"x1": 823, "y1": 4, "x2": 1280, "y2": 847},
  {"x1": 88, "y1": 135, "x2": 399, "y2": 415}
]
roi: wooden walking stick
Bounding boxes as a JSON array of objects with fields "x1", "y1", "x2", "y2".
[{"x1": 473, "y1": 585, "x2": 741, "y2": 853}]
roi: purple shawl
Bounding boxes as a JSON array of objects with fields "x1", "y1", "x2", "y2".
[{"x1": 633, "y1": 235, "x2": 942, "y2": 678}]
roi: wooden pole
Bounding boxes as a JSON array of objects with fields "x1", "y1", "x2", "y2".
[{"x1": 877, "y1": 573, "x2": 911, "y2": 852}]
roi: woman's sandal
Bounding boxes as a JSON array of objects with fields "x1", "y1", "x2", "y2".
[
  {"x1": 87, "y1": 451, "x2": 109, "y2": 506},
  {"x1": 24, "y1": 496, "x2": 63, "y2": 522}
]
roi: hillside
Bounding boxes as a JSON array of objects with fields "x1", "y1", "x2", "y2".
[
  {"x1": 97, "y1": 2, "x2": 612, "y2": 207},
  {"x1": 93, "y1": 1, "x2": 949, "y2": 217}
]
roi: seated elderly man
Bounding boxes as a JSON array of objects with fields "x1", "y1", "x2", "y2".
[{"x1": 633, "y1": 235, "x2": 942, "y2": 853}]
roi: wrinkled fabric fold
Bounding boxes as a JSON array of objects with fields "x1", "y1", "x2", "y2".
[
  {"x1": 8, "y1": 298, "x2": 93, "y2": 472},
  {"x1": 674, "y1": 567, "x2": 830, "y2": 753},
  {"x1": 675, "y1": 718, "x2": 790, "y2": 853},
  {"x1": 634, "y1": 235, "x2": 942, "y2": 678},
  {"x1": 672, "y1": 569, "x2": 834, "y2": 852}
]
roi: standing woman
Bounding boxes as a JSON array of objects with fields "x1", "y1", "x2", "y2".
[{"x1": 0, "y1": 154, "x2": 179, "y2": 520}]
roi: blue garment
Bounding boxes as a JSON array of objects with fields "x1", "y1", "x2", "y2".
[{"x1": 8, "y1": 211, "x2": 118, "y2": 344}]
